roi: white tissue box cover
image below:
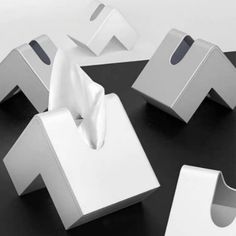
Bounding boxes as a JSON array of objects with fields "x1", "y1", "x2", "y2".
[
  {"x1": 165, "y1": 165, "x2": 236, "y2": 236},
  {"x1": 3, "y1": 93, "x2": 159, "y2": 229},
  {"x1": 132, "y1": 29, "x2": 236, "y2": 123},
  {"x1": 0, "y1": 35, "x2": 57, "y2": 112},
  {"x1": 69, "y1": 0, "x2": 138, "y2": 56}
]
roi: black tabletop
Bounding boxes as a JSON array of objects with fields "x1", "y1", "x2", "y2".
[{"x1": 1, "y1": 52, "x2": 236, "y2": 236}]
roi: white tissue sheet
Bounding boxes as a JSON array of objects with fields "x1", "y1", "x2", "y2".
[{"x1": 48, "y1": 50, "x2": 106, "y2": 149}]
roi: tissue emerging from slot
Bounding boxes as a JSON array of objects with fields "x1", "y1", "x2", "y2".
[{"x1": 48, "y1": 49, "x2": 106, "y2": 149}]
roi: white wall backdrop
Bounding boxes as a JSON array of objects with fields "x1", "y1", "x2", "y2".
[{"x1": 0, "y1": 0, "x2": 235, "y2": 65}]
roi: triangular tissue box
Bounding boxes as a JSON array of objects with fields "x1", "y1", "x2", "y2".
[
  {"x1": 165, "y1": 165, "x2": 236, "y2": 236},
  {"x1": 3, "y1": 93, "x2": 159, "y2": 229},
  {"x1": 132, "y1": 29, "x2": 236, "y2": 123},
  {"x1": 0, "y1": 35, "x2": 57, "y2": 112},
  {"x1": 68, "y1": 0, "x2": 138, "y2": 56}
]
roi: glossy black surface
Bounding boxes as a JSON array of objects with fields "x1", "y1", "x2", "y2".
[{"x1": 0, "y1": 52, "x2": 236, "y2": 236}]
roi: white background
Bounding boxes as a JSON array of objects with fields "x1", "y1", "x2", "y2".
[{"x1": 0, "y1": 0, "x2": 235, "y2": 65}]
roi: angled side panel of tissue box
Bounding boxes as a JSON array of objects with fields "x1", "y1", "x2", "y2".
[
  {"x1": 3, "y1": 93, "x2": 159, "y2": 230},
  {"x1": 132, "y1": 29, "x2": 236, "y2": 123},
  {"x1": 0, "y1": 35, "x2": 57, "y2": 112},
  {"x1": 68, "y1": 0, "x2": 138, "y2": 56},
  {"x1": 165, "y1": 165, "x2": 236, "y2": 236}
]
